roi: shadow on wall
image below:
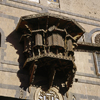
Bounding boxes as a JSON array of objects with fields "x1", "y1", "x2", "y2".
[
  {"x1": 33, "y1": 66, "x2": 71, "y2": 95},
  {"x1": 6, "y1": 30, "x2": 73, "y2": 95},
  {"x1": 6, "y1": 30, "x2": 29, "y2": 90}
]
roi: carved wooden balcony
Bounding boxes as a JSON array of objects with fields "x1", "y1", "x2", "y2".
[{"x1": 16, "y1": 13, "x2": 85, "y2": 93}]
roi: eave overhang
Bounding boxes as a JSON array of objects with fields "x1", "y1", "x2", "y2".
[{"x1": 16, "y1": 13, "x2": 85, "y2": 41}]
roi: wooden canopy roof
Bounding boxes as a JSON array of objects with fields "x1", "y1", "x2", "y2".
[{"x1": 16, "y1": 13, "x2": 85, "y2": 41}]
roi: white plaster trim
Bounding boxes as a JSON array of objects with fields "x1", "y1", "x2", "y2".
[{"x1": 28, "y1": 0, "x2": 39, "y2": 3}]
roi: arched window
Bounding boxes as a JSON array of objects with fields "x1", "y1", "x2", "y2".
[
  {"x1": 92, "y1": 33, "x2": 100, "y2": 75},
  {"x1": 95, "y1": 34, "x2": 100, "y2": 44}
]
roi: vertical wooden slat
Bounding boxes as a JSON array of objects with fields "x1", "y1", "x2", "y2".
[
  {"x1": 48, "y1": 34, "x2": 52, "y2": 46},
  {"x1": 67, "y1": 39, "x2": 73, "y2": 52},
  {"x1": 35, "y1": 33, "x2": 42, "y2": 45},
  {"x1": 52, "y1": 34, "x2": 58, "y2": 46},
  {"x1": 57, "y1": 34, "x2": 64, "y2": 47}
]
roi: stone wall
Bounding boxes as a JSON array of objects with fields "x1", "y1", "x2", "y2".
[{"x1": 0, "y1": 0, "x2": 100, "y2": 100}]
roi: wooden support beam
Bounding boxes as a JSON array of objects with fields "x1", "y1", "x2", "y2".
[
  {"x1": 29, "y1": 63, "x2": 37, "y2": 84},
  {"x1": 48, "y1": 67, "x2": 56, "y2": 89}
]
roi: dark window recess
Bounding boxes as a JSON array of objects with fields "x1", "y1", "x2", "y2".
[
  {"x1": 96, "y1": 53, "x2": 100, "y2": 73},
  {"x1": 94, "y1": 33, "x2": 100, "y2": 75}
]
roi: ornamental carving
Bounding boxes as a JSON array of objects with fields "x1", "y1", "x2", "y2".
[
  {"x1": 95, "y1": 34, "x2": 100, "y2": 44},
  {"x1": 34, "y1": 87, "x2": 63, "y2": 100}
]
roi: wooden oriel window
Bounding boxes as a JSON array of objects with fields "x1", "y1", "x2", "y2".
[{"x1": 48, "y1": 0, "x2": 59, "y2": 3}]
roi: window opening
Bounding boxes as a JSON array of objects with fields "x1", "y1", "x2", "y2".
[
  {"x1": 96, "y1": 53, "x2": 100, "y2": 74},
  {"x1": 48, "y1": 0, "x2": 59, "y2": 3}
]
